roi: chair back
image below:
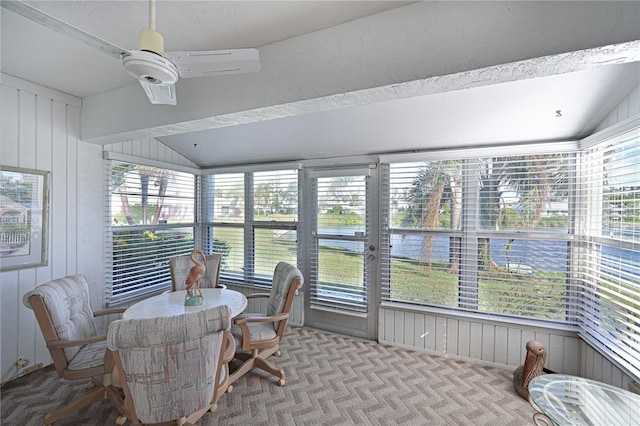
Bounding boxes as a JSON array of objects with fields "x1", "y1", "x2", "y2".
[
  {"x1": 267, "y1": 262, "x2": 304, "y2": 332},
  {"x1": 23, "y1": 275, "x2": 98, "y2": 369},
  {"x1": 107, "y1": 305, "x2": 232, "y2": 425},
  {"x1": 169, "y1": 253, "x2": 222, "y2": 291}
]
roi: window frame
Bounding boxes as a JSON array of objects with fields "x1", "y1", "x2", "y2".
[{"x1": 202, "y1": 167, "x2": 301, "y2": 287}]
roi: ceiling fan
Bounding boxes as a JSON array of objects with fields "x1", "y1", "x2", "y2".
[{"x1": 2, "y1": 0, "x2": 261, "y2": 105}]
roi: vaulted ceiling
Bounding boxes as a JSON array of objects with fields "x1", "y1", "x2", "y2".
[{"x1": 2, "y1": 1, "x2": 639, "y2": 168}]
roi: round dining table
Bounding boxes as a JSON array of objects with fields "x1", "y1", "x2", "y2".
[
  {"x1": 123, "y1": 288, "x2": 248, "y2": 320},
  {"x1": 528, "y1": 374, "x2": 640, "y2": 426}
]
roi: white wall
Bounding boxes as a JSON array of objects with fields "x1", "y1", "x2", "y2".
[{"x1": 0, "y1": 75, "x2": 104, "y2": 382}]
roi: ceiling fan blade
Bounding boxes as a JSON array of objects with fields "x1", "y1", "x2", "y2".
[
  {"x1": 1, "y1": 0, "x2": 130, "y2": 60},
  {"x1": 139, "y1": 80, "x2": 177, "y2": 106},
  {"x1": 164, "y1": 48, "x2": 261, "y2": 79}
]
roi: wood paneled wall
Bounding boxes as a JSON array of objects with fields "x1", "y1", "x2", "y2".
[
  {"x1": 103, "y1": 139, "x2": 198, "y2": 169},
  {"x1": 378, "y1": 306, "x2": 581, "y2": 375},
  {"x1": 0, "y1": 75, "x2": 104, "y2": 383},
  {"x1": 595, "y1": 83, "x2": 640, "y2": 132}
]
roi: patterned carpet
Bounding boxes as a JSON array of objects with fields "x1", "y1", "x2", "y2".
[{"x1": 1, "y1": 327, "x2": 536, "y2": 425}]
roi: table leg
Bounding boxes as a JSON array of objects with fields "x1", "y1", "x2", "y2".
[{"x1": 533, "y1": 412, "x2": 554, "y2": 426}]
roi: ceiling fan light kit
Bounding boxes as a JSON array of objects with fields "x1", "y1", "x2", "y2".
[{"x1": 122, "y1": 51, "x2": 179, "y2": 85}]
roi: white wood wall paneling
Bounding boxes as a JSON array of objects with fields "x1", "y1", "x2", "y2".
[
  {"x1": 0, "y1": 80, "x2": 91, "y2": 383},
  {"x1": 0, "y1": 86, "x2": 20, "y2": 381},
  {"x1": 1, "y1": 85, "x2": 19, "y2": 165},
  {"x1": 596, "y1": 83, "x2": 640, "y2": 132},
  {"x1": 378, "y1": 307, "x2": 582, "y2": 374},
  {"x1": 104, "y1": 138, "x2": 198, "y2": 169}
]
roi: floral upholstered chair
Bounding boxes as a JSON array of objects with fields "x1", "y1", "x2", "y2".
[
  {"x1": 229, "y1": 261, "x2": 303, "y2": 387},
  {"x1": 22, "y1": 274, "x2": 125, "y2": 426},
  {"x1": 107, "y1": 305, "x2": 234, "y2": 425}
]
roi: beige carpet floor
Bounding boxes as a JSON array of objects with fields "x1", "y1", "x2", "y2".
[{"x1": 1, "y1": 327, "x2": 536, "y2": 425}]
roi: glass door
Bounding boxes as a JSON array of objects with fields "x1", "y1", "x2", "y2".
[{"x1": 304, "y1": 166, "x2": 378, "y2": 339}]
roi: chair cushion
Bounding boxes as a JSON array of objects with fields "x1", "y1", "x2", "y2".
[
  {"x1": 22, "y1": 275, "x2": 98, "y2": 361},
  {"x1": 68, "y1": 340, "x2": 108, "y2": 370},
  {"x1": 170, "y1": 254, "x2": 222, "y2": 291},
  {"x1": 231, "y1": 314, "x2": 278, "y2": 344},
  {"x1": 266, "y1": 262, "x2": 304, "y2": 324}
]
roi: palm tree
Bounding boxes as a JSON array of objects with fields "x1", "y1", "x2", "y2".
[
  {"x1": 402, "y1": 161, "x2": 462, "y2": 270},
  {"x1": 111, "y1": 163, "x2": 135, "y2": 225},
  {"x1": 477, "y1": 154, "x2": 568, "y2": 271},
  {"x1": 111, "y1": 164, "x2": 173, "y2": 225},
  {"x1": 403, "y1": 155, "x2": 568, "y2": 273}
]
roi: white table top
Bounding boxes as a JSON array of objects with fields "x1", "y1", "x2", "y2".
[{"x1": 123, "y1": 288, "x2": 248, "y2": 320}]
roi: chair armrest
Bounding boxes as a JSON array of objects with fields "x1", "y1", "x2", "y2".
[
  {"x1": 47, "y1": 334, "x2": 107, "y2": 349},
  {"x1": 94, "y1": 308, "x2": 126, "y2": 317},
  {"x1": 234, "y1": 312, "x2": 289, "y2": 325},
  {"x1": 246, "y1": 293, "x2": 270, "y2": 299}
]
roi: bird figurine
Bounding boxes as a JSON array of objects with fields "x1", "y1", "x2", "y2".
[
  {"x1": 184, "y1": 249, "x2": 206, "y2": 305},
  {"x1": 513, "y1": 340, "x2": 547, "y2": 400}
]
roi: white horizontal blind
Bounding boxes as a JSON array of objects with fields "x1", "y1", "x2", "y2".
[
  {"x1": 383, "y1": 155, "x2": 578, "y2": 323},
  {"x1": 251, "y1": 169, "x2": 299, "y2": 282},
  {"x1": 106, "y1": 161, "x2": 195, "y2": 305},
  {"x1": 578, "y1": 127, "x2": 640, "y2": 379},
  {"x1": 205, "y1": 169, "x2": 299, "y2": 285},
  {"x1": 206, "y1": 173, "x2": 245, "y2": 282},
  {"x1": 472, "y1": 154, "x2": 575, "y2": 321},
  {"x1": 382, "y1": 161, "x2": 463, "y2": 307},
  {"x1": 310, "y1": 174, "x2": 368, "y2": 312}
]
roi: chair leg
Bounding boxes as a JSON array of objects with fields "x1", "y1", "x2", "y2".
[
  {"x1": 43, "y1": 386, "x2": 106, "y2": 426},
  {"x1": 253, "y1": 357, "x2": 285, "y2": 386},
  {"x1": 228, "y1": 356, "x2": 256, "y2": 385}
]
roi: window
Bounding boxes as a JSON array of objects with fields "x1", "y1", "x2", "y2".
[
  {"x1": 204, "y1": 168, "x2": 299, "y2": 285},
  {"x1": 382, "y1": 152, "x2": 577, "y2": 324},
  {"x1": 106, "y1": 161, "x2": 196, "y2": 305},
  {"x1": 383, "y1": 161, "x2": 463, "y2": 308},
  {"x1": 579, "y1": 128, "x2": 640, "y2": 379}
]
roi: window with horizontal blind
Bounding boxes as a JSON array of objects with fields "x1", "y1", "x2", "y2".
[
  {"x1": 106, "y1": 161, "x2": 196, "y2": 305},
  {"x1": 382, "y1": 153, "x2": 578, "y2": 323},
  {"x1": 203, "y1": 169, "x2": 299, "y2": 285},
  {"x1": 578, "y1": 127, "x2": 640, "y2": 379}
]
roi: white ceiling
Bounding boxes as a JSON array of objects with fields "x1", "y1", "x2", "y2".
[
  {"x1": 160, "y1": 63, "x2": 640, "y2": 167},
  {"x1": 1, "y1": 1, "x2": 412, "y2": 98},
  {"x1": 2, "y1": 1, "x2": 639, "y2": 168}
]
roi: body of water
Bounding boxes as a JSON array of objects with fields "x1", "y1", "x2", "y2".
[{"x1": 309, "y1": 226, "x2": 638, "y2": 275}]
